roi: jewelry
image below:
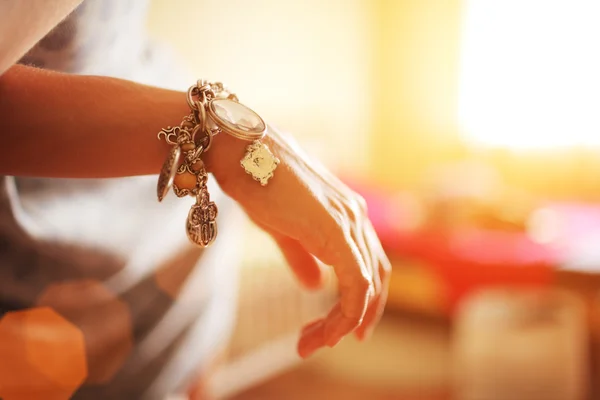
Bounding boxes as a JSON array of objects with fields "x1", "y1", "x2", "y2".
[
  {"x1": 240, "y1": 141, "x2": 279, "y2": 186},
  {"x1": 186, "y1": 174, "x2": 218, "y2": 247},
  {"x1": 201, "y1": 84, "x2": 280, "y2": 186},
  {"x1": 157, "y1": 145, "x2": 181, "y2": 202},
  {"x1": 156, "y1": 80, "x2": 278, "y2": 247}
]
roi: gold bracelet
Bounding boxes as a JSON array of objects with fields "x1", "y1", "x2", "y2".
[{"x1": 156, "y1": 80, "x2": 279, "y2": 247}]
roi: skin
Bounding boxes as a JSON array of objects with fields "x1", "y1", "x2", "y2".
[{"x1": 0, "y1": 1, "x2": 391, "y2": 360}]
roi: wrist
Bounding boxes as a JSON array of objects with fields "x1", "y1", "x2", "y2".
[
  {"x1": 153, "y1": 80, "x2": 282, "y2": 248},
  {"x1": 155, "y1": 81, "x2": 280, "y2": 200},
  {"x1": 202, "y1": 130, "x2": 266, "y2": 197}
]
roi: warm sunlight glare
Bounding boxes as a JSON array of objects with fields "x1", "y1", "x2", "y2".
[{"x1": 458, "y1": 0, "x2": 600, "y2": 149}]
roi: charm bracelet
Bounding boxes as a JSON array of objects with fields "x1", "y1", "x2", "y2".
[{"x1": 156, "y1": 80, "x2": 280, "y2": 248}]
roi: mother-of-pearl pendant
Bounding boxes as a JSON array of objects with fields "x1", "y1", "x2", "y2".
[
  {"x1": 207, "y1": 99, "x2": 278, "y2": 185},
  {"x1": 207, "y1": 99, "x2": 266, "y2": 141}
]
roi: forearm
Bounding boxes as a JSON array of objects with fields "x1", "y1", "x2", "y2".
[{"x1": 0, "y1": 65, "x2": 241, "y2": 179}]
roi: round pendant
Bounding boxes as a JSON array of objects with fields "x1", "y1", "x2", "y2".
[
  {"x1": 207, "y1": 99, "x2": 266, "y2": 141},
  {"x1": 157, "y1": 146, "x2": 181, "y2": 202}
]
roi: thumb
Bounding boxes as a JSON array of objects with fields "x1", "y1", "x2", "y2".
[{"x1": 272, "y1": 234, "x2": 326, "y2": 290}]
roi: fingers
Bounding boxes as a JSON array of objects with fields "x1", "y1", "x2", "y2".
[
  {"x1": 266, "y1": 204, "x2": 386, "y2": 357},
  {"x1": 298, "y1": 318, "x2": 326, "y2": 358},
  {"x1": 273, "y1": 234, "x2": 325, "y2": 290},
  {"x1": 352, "y1": 224, "x2": 381, "y2": 340},
  {"x1": 297, "y1": 217, "x2": 391, "y2": 358},
  {"x1": 330, "y1": 233, "x2": 372, "y2": 335},
  {"x1": 355, "y1": 222, "x2": 392, "y2": 340},
  {"x1": 298, "y1": 295, "x2": 371, "y2": 359},
  {"x1": 298, "y1": 228, "x2": 373, "y2": 358},
  {"x1": 354, "y1": 265, "x2": 390, "y2": 341},
  {"x1": 299, "y1": 301, "x2": 362, "y2": 358},
  {"x1": 346, "y1": 218, "x2": 379, "y2": 338},
  {"x1": 249, "y1": 216, "x2": 325, "y2": 290}
]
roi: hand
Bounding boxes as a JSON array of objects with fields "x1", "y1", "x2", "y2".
[{"x1": 208, "y1": 126, "x2": 391, "y2": 358}]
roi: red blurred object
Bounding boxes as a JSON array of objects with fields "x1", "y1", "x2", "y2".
[{"x1": 347, "y1": 180, "x2": 556, "y2": 313}]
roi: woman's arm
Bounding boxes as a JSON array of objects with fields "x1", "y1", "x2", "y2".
[
  {"x1": 1, "y1": 65, "x2": 186, "y2": 178},
  {"x1": 1, "y1": 62, "x2": 390, "y2": 362},
  {"x1": 0, "y1": 65, "x2": 246, "y2": 178}
]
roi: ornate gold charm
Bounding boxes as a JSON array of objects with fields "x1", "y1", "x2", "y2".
[
  {"x1": 186, "y1": 179, "x2": 218, "y2": 247},
  {"x1": 157, "y1": 126, "x2": 181, "y2": 145},
  {"x1": 157, "y1": 145, "x2": 181, "y2": 202},
  {"x1": 240, "y1": 141, "x2": 279, "y2": 186}
]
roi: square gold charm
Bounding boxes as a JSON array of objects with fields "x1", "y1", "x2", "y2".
[{"x1": 240, "y1": 141, "x2": 279, "y2": 186}]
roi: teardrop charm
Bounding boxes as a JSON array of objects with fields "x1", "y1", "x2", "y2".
[{"x1": 157, "y1": 145, "x2": 181, "y2": 202}]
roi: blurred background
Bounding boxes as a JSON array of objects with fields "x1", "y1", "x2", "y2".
[{"x1": 147, "y1": 0, "x2": 600, "y2": 399}]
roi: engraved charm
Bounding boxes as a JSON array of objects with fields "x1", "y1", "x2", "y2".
[
  {"x1": 240, "y1": 141, "x2": 279, "y2": 186},
  {"x1": 186, "y1": 178, "x2": 218, "y2": 247},
  {"x1": 157, "y1": 146, "x2": 182, "y2": 201}
]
